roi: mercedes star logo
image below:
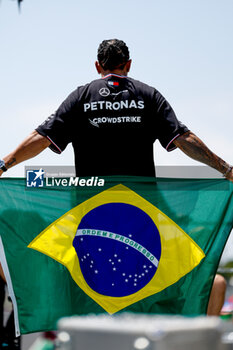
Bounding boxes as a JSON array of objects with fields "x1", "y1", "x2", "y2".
[{"x1": 99, "y1": 87, "x2": 110, "y2": 97}]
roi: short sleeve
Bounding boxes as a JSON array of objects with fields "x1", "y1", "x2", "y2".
[
  {"x1": 36, "y1": 89, "x2": 78, "y2": 154},
  {"x1": 154, "y1": 90, "x2": 189, "y2": 151}
]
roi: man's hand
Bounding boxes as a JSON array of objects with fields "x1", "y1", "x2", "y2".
[
  {"x1": 174, "y1": 131, "x2": 233, "y2": 183},
  {"x1": 0, "y1": 131, "x2": 51, "y2": 176},
  {"x1": 225, "y1": 168, "x2": 233, "y2": 182}
]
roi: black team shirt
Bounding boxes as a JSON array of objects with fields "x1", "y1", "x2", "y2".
[{"x1": 36, "y1": 74, "x2": 189, "y2": 177}]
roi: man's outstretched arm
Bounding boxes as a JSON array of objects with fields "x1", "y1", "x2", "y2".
[
  {"x1": 0, "y1": 130, "x2": 51, "y2": 176},
  {"x1": 174, "y1": 131, "x2": 233, "y2": 182}
]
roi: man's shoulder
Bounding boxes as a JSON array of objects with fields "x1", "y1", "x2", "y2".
[
  {"x1": 75, "y1": 78, "x2": 106, "y2": 98},
  {"x1": 126, "y1": 76, "x2": 157, "y2": 94},
  {"x1": 77, "y1": 78, "x2": 105, "y2": 90}
]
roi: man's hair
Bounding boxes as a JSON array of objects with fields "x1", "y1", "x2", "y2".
[{"x1": 97, "y1": 39, "x2": 130, "y2": 71}]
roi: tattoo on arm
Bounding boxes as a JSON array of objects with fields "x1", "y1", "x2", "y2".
[
  {"x1": 6, "y1": 157, "x2": 17, "y2": 168},
  {"x1": 174, "y1": 132, "x2": 229, "y2": 174}
]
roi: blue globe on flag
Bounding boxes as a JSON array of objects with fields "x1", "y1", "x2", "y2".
[{"x1": 73, "y1": 203, "x2": 161, "y2": 297}]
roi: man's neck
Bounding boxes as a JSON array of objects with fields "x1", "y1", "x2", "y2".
[{"x1": 101, "y1": 69, "x2": 127, "y2": 77}]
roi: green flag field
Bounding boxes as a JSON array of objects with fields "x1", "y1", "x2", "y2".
[{"x1": 0, "y1": 176, "x2": 233, "y2": 335}]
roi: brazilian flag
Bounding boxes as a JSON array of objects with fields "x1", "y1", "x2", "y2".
[{"x1": 0, "y1": 176, "x2": 233, "y2": 335}]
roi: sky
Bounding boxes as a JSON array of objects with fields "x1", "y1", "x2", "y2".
[{"x1": 0, "y1": 0, "x2": 233, "y2": 261}]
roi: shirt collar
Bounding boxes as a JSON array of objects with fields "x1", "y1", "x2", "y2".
[{"x1": 102, "y1": 73, "x2": 127, "y2": 79}]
